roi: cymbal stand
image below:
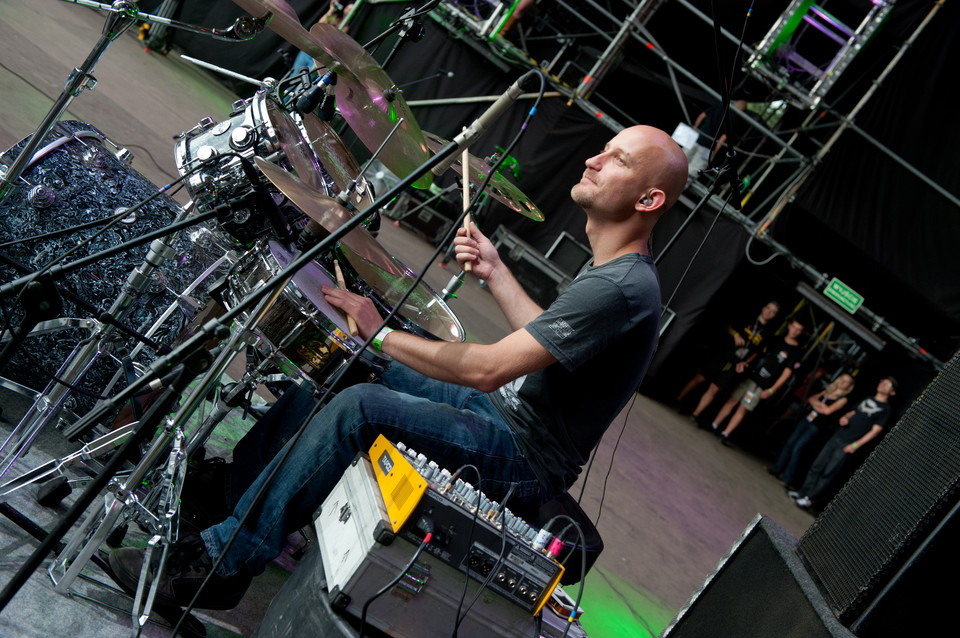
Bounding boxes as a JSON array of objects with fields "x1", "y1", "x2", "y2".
[
  {"x1": 182, "y1": 344, "x2": 277, "y2": 460},
  {"x1": 0, "y1": 0, "x2": 269, "y2": 203},
  {"x1": 60, "y1": 246, "x2": 236, "y2": 441},
  {"x1": 0, "y1": 0, "x2": 137, "y2": 203},
  {"x1": 0, "y1": 206, "x2": 195, "y2": 480},
  {"x1": 48, "y1": 277, "x2": 289, "y2": 599}
]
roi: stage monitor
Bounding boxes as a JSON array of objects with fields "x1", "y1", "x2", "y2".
[{"x1": 545, "y1": 232, "x2": 592, "y2": 278}]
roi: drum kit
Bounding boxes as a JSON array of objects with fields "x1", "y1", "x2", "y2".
[{"x1": 0, "y1": 0, "x2": 546, "y2": 630}]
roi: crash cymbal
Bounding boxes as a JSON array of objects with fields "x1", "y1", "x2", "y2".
[
  {"x1": 263, "y1": 100, "x2": 327, "y2": 194},
  {"x1": 299, "y1": 113, "x2": 375, "y2": 211},
  {"x1": 232, "y1": 0, "x2": 341, "y2": 74},
  {"x1": 423, "y1": 131, "x2": 544, "y2": 221},
  {"x1": 255, "y1": 157, "x2": 403, "y2": 278},
  {"x1": 308, "y1": 22, "x2": 432, "y2": 190}
]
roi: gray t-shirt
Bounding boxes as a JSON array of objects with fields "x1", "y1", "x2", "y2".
[{"x1": 487, "y1": 253, "x2": 661, "y2": 495}]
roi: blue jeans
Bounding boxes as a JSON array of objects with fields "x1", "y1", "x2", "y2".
[
  {"x1": 799, "y1": 435, "x2": 848, "y2": 502},
  {"x1": 291, "y1": 50, "x2": 315, "y2": 73},
  {"x1": 201, "y1": 363, "x2": 543, "y2": 577},
  {"x1": 771, "y1": 419, "x2": 820, "y2": 485}
]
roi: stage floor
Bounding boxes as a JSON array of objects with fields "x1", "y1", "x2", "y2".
[{"x1": 0, "y1": 1, "x2": 815, "y2": 636}]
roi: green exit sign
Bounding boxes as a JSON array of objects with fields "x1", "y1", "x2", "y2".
[{"x1": 823, "y1": 277, "x2": 863, "y2": 314}]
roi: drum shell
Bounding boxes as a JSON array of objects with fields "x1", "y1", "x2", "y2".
[
  {"x1": 0, "y1": 121, "x2": 215, "y2": 406},
  {"x1": 173, "y1": 94, "x2": 320, "y2": 246}
]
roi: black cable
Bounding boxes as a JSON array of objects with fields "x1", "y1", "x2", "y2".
[
  {"x1": 452, "y1": 481, "x2": 515, "y2": 634},
  {"x1": 541, "y1": 515, "x2": 587, "y2": 638},
  {"x1": 446, "y1": 464, "x2": 483, "y2": 637},
  {"x1": 594, "y1": 391, "x2": 639, "y2": 527},
  {"x1": 358, "y1": 531, "x2": 433, "y2": 638}
]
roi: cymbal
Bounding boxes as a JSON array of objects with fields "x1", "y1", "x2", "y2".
[
  {"x1": 308, "y1": 23, "x2": 432, "y2": 190},
  {"x1": 255, "y1": 157, "x2": 403, "y2": 278},
  {"x1": 254, "y1": 158, "x2": 463, "y2": 343},
  {"x1": 232, "y1": 0, "x2": 341, "y2": 74},
  {"x1": 264, "y1": 100, "x2": 327, "y2": 194},
  {"x1": 422, "y1": 131, "x2": 544, "y2": 221},
  {"x1": 299, "y1": 113, "x2": 375, "y2": 211}
]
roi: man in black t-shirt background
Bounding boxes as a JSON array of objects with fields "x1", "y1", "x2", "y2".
[
  {"x1": 792, "y1": 377, "x2": 897, "y2": 510},
  {"x1": 680, "y1": 300, "x2": 780, "y2": 417},
  {"x1": 710, "y1": 319, "x2": 806, "y2": 445}
]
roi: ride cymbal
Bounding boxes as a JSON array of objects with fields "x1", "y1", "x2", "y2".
[{"x1": 423, "y1": 131, "x2": 544, "y2": 221}]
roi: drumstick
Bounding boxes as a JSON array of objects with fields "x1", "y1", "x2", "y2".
[
  {"x1": 333, "y1": 259, "x2": 359, "y2": 336},
  {"x1": 461, "y1": 141, "x2": 472, "y2": 273}
]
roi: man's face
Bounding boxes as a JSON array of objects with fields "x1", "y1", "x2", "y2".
[
  {"x1": 787, "y1": 321, "x2": 804, "y2": 339},
  {"x1": 570, "y1": 127, "x2": 653, "y2": 217},
  {"x1": 877, "y1": 378, "x2": 896, "y2": 396},
  {"x1": 760, "y1": 303, "x2": 779, "y2": 321}
]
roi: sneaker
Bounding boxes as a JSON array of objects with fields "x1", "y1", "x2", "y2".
[
  {"x1": 108, "y1": 534, "x2": 251, "y2": 610},
  {"x1": 786, "y1": 489, "x2": 800, "y2": 499},
  {"x1": 794, "y1": 496, "x2": 813, "y2": 509},
  {"x1": 719, "y1": 432, "x2": 732, "y2": 447}
]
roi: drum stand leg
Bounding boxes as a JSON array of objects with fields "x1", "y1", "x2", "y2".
[
  {"x1": 0, "y1": 320, "x2": 105, "y2": 479},
  {"x1": 0, "y1": 423, "x2": 134, "y2": 499},
  {"x1": 46, "y1": 287, "x2": 283, "y2": 632}
]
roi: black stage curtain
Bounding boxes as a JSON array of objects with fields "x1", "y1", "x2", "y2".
[{"x1": 777, "y1": 0, "x2": 960, "y2": 343}]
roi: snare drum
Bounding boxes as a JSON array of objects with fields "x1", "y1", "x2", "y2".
[
  {"x1": 223, "y1": 240, "x2": 388, "y2": 388},
  {"x1": 339, "y1": 245, "x2": 464, "y2": 344},
  {"x1": 174, "y1": 93, "x2": 325, "y2": 245}
]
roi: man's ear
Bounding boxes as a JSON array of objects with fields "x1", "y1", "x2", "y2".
[{"x1": 636, "y1": 188, "x2": 665, "y2": 212}]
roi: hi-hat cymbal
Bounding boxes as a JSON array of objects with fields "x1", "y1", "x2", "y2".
[
  {"x1": 299, "y1": 113, "x2": 375, "y2": 212},
  {"x1": 308, "y1": 23, "x2": 432, "y2": 190},
  {"x1": 255, "y1": 157, "x2": 403, "y2": 278},
  {"x1": 423, "y1": 131, "x2": 544, "y2": 221}
]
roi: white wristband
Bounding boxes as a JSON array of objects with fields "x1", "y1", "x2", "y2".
[{"x1": 372, "y1": 327, "x2": 394, "y2": 352}]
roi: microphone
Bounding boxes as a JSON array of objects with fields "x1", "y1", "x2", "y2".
[
  {"x1": 296, "y1": 70, "x2": 336, "y2": 116},
  {"x1": 432, "y1": 69, "x2": 540, "y2": 175},
  {"x1": 294, "y1": 188, "x2": 354, "y2": 252},
  {"x1": 318, "y1": 72, "x2": 338, "y2": 121},
  {"x1": 237, "y1": 156, "x2": 295, "y2": 245},
  {"x1": 441, "y1": 270, "x2": 465, "y2": 301}
]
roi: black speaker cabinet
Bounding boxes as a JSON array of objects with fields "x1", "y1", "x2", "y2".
[
  {"x1": 796, "y1": 351, "x2": 960, "y2": 635},
  {"x1": 660, "y1": 515, "x2": 854, "y2": 638}
]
